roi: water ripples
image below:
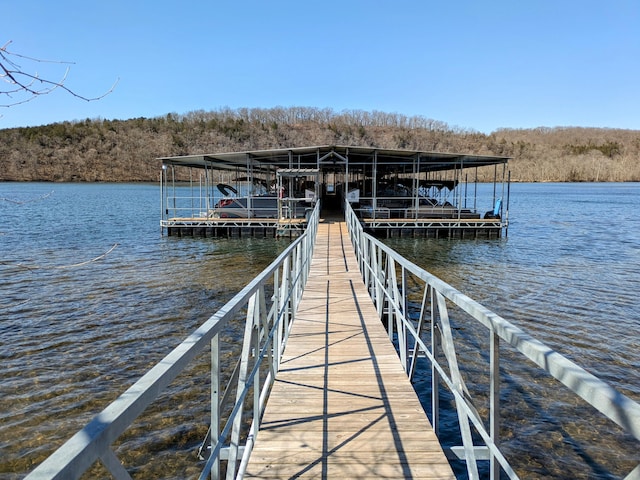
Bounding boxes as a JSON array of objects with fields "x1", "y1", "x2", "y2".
[
  {"x1": 0, "y1": 184, "x2": 289, "y2": 478},
  {"x1": 2, "y1": 182, "x2": 639, "y2": 479}
]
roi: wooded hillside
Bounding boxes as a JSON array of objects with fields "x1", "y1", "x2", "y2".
[{"x1": 1, "y1": 107, "x2": 639, "y2": 182}]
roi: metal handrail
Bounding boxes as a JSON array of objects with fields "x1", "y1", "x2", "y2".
[
  {"x1": 344, "y1": 200, "x2": 640, "y2": 480},
  {"x1": 26, "y1": 202, "x2": 321, "y2": 480}
]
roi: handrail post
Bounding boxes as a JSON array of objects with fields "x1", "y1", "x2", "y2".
[
  {"x1": 375, "y1": 243, "x2": 384, "y2": 318},
  {"x1": 210, "y1": 333, "x2": 220, "y2": 480},
  {"x1": 401, "y1": 266, "x2": 408, "y2": 373},
  {"x1": 226, "y1": 293, "x2": 257, "y2": 480},
  {"x1": 273, "y1": 268, "x2": 281, "y2": 368},
  {"x1": 431, "y1": 287, "x2": 440, "y2": 437},
  {"x1": 280, "y1": 257, "x2": 291, "y2": 345},
  {"x1": 408, "y1": 284, "x2": 429, "y2": 382},
  {"x1": 254, "y1": 288, "x2": 264, "y2": 439},
  {"x1": 295, "y1": 241, "x2": 302, "y2": 313},
  {"x1": 490, "y1": 327, "x2": 500, "y2": 480}
]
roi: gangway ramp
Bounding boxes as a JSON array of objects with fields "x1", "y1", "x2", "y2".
[{"x1": 245, "y1": 219, "x2": 454, "y2": 479}]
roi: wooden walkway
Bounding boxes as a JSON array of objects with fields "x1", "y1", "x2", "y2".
[{"x1": 245, "y1": 219, "x2": 454, "y2": 479}]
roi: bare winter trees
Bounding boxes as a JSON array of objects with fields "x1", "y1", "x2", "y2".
[{"x1": 0, "y1": 105, "x2": 638, "y2": 182}]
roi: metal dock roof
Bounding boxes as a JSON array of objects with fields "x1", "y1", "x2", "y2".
[{"x1": 158, "y1": 145, "x2": 509, "y2": 173}]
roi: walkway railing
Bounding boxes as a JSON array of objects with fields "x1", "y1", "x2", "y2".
[
  {"x1": 345, "y1": 200, "x2": 640, "y2": 480},
  {"x1": 26, "y1": 202, "x2": 321, "y2": 480}
]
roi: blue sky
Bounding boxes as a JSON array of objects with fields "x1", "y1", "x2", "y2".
[{"x1": 2, "y1": 0, "x2": 638, "y2": 133}]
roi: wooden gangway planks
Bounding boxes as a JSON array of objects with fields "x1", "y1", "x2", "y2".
[{"x1": 245, "y1": 219, "x2": 455, "y2": 479}]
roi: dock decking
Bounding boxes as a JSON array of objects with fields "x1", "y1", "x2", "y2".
[{"x1": 245, "y1": 218, "x2": 455, "y2": 479}]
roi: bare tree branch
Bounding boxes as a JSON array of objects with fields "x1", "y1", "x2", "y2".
[{"x1": 0, "y1": 40, "x2": 118, "y2": 108}]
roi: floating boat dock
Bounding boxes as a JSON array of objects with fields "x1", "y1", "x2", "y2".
[
  {"x1": 158, "y1": 145, "x2": 510, "y2": 239},
  {"x1": 244, "y1": 217, "x2": 454, "y2": 478}
]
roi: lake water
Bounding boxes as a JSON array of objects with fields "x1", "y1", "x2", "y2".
[{"x1": 1, "y1": 182, "x2": 638, "y2": 479}]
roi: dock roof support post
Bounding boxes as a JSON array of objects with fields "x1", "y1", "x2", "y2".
[
  {"x1": 373, "y1": 150, "x2": 378, "y2": 212},
  {"x1": 243, "y1": 154, "x2": 249, "y2": 218},
  {"x1": 345, "y1": 147, "x2": 349, "y2": 209},
  {"x1": 160, "y1": 166, "x2": 166, "y2": 234},
  {"x1": 492, "y1": 163, "x2": 498, "y2": 208},
  {"x1": 474, "y1": 167, "x2": 479, "y2": 212},
  {"x1": 288, "y1": 151, "x2": 294, "y2": 209},
  {"x1": 171, "y1": 165, "x2": 176, "y2": 215},
  {"x1": 413, "y1": 154, "x2": 419, "y2": 213},
  {"x1": 457, "y1": 157, "x2": 464, "y2": 219}
]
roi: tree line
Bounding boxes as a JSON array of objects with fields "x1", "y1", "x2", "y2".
[{"x1": 1, "y1": 106, "x2": 639, "y2": 182}]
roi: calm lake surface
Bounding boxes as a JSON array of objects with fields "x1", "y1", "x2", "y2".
[{"x1": 1, "y1": 182, "x2": 638, "y2": 479}]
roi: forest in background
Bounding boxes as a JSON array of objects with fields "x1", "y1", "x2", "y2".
[{"x1": 1, "y1": 106, "x2": 639, "y2": 182}]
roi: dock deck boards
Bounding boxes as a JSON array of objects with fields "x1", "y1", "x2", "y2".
[{"x1": 244, "y1": 219, "x2": 454, "y2": 479}]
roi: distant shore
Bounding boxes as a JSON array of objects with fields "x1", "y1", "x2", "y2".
[{"x1": 2, "y1": 107, "x2": 638, "y2": 183}]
